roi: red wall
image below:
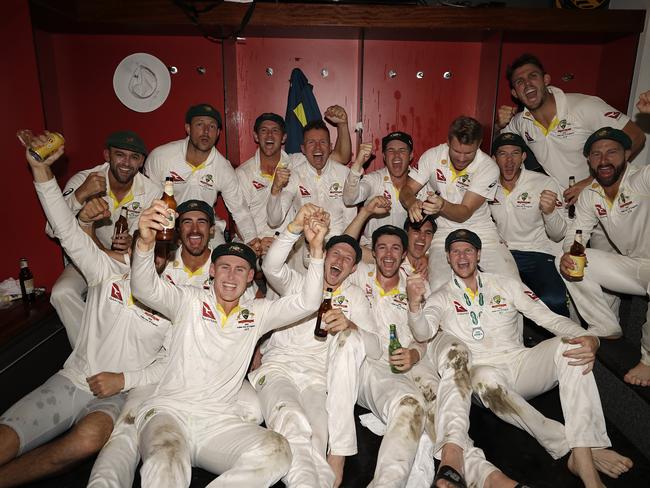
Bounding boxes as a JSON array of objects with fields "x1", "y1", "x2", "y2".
[
  {"x1": 234, "y1": 37, "x2": 360, "y2": 164},
  {"x1": 1, "y1": 0, "x2": 59, "y2": 289}
]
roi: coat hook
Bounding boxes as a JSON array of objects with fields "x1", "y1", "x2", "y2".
[
  {"x1": 266, "y1": 67, "x2": 274, "y2": 77},
  {"x1": 388, "y1": 70, "x2": 397, "y2": 79},
  {"x1": 443, "y1": 71, "x2": 452, "y2": 80},
  {"x1": 196, "y1": 66, "x2": 207, "y2": 75},
  {"x1": 416, "y1": 71, "x2": 424, "y2": 79}
]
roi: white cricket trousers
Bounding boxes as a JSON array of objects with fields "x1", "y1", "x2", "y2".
[
  {"x1": 561, "y1": 249, "x2": 650, "y2": 365},
  {"x1": 428, "y1": 228, "x2": 520, "y2": 290},
  {"x1": 88, "y1": 381, "x2": 263, "y2": 488},
  {"x1": 471, "y1": 337, "x2": 611, "y2": 459},
  {"x1": 50, "y1": 263, "x2": 87, "y2": 347}
]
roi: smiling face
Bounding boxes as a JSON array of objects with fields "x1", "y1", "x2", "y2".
[
  {"x1": 324, "y1": 242, "x2": 358, "y2": 288},
  {"x1": 510, "y1": 63, "x2": 551, "y2": 111},
  {"x1": 210, "y1": 255, "x2": 254, "y2": 307},
  {"x1": 301, "y1": 128, "x2": 332, "y2": 172},
  {"x1": 383, "y1": 139, "x2": 412, "y2": 178},
  {"x1": 407, "y1": 220, "x2": 434, "y2": 259},
  {"x1": 494, "y1": 144, "x2": 526, "y2": 183},
  {"x1": 105, "y1": 147, "x2": 145, "y2": 185},
  {"x1": 178, "y1": 210, "x2": 212, "y2": 257},
  {"x1": 587, "y1": 139, "x2": 628, "y2": 188},
  {"x1": 448, "y1": 137, "x2": 480, "y2": 172},
  {"x1": 186, "y1": 116, "x2": 220, "y2": 153},
  {"x1": 373, "y1": 234, "x2": 406, "y2": 280},
  {"x1": 254, "y1": 120, "x2": 286, "y2": 159},
  {"x1": 447, "y1": 241, "x2": 480, "y2": 280}
]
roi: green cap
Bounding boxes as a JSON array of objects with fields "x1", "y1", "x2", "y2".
[
  {"x1": 185, "y1": 103, "x2": 222, "y2": 128},
  {"x1": 105, "y1": 131, "x2": 148, "y2": 156},
  {"x1": 176, "y1": 199, "x2": 215, "y2": 225},
  {"x1": 211, "y1": 242, "x2": 257, "y2": 269},
  {"x1": 445, "y1": 229, "x2": 482, "y2": 252},
  {"x1": 583, "y1": 127, "x2": 632, "y2": 157},
  {"x1": 492, "y1": 132, "x2": 528, "y2": 154}
]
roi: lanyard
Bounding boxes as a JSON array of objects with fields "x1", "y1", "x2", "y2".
[{"x1": 452, "y1": 273, "x2": 486, "y2": 341}]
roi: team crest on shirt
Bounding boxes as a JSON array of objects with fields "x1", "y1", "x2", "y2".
[
  {"x1": 618, "y1": 191, "x2": 637, "y2": 214},
  {"x1": 595, "y1": 204, "x2": 607, "y2": 217},
  {"x1": 524, "y1": 131, "x2": 534, "y2": 143},
  {"x1": 490, "y1": 295, "x2": 508, "y2": 309},
  {"x1": 455, "y1": 174, "x2": 470, "y2": 189},
  {"x1": 201, "y1": 302, "x2": 218, "y2": 323},
  {"x1": 252, "y1": 180, "x2": 266, "y2": 190},
  {"x1": 555, "y1": 119, "x2": 574, "y2": 137},
  {"x1": 236, "y1": 308, "x2": 256, "y2": 330},
  {"x1": 604, "y1": 111, "x2": 622, "y2": 120},
  {"x1": 453, "y1": 300, "x2": 468, "y2": 314},
  {"x1": 109, "y1": 282, "x2": 124, "y2": 304},
  {"x1": 391, "y1": 293, "x2": 408, "y2": 311},
  {"x1": 199, "y1": 174, "x2": 214, "y2": 189},
  {"x1": 524, "y1": 290, "x2": 539, "y2": 301},
  {"x1": 333, "y1": 295, "x2": 350, "y2": 312},
  {"x1": 329, "y1": 182, "x2": 343, "y2": 197},
  {"x1": 169, "y1": 171, "x2": 185, "y2": 182},
  {"x1": 299, "y1": 185, "x2": 311, "y2": 197},
  {"x1": 436, "y1": 169, "x2": 446, "y2": 183},
  {"x1": 515, "y1": 192, "x2": 533, "y2": 208}
]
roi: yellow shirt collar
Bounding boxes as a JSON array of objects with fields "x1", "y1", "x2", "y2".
[
  {"x1": 187, "y1": 160, "x2": 208, "y2": 173},
  {"x1": 108, "y1": 190, "x2": 134, "y2": 210},
  {"x1": 533, "y1": 116, "x2": 559, "y2": 137},
  {"x1": 450, "y1": 166, "x2": 468, "y2": 183},
  {"x1": 375, "y1": 278, "x2": 400, "y2": 297},
  {"x1": 216, "y1": 303, "x2": 241, "y2": 328}
]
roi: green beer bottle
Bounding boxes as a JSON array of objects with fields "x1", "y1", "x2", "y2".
[{"x1": 389, "y1": 324, "x2": 402, "y2": 374}]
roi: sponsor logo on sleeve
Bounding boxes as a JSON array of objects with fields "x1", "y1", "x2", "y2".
[
  {"x1": 63, "y1": 188, "x2": 74, "y2": 197},
  {"x1": 524, "y1": 131, "x2": 534, "y2": 143},
  {"x1": 595, "y1": 204, "x2": 607, "y2": 217},
  {"x1": 453, "y1": 300, "x2": 468, "y2": 314},
  {"x1": 252, "y1": 180, "x2": 266, "y2": 190},
  {"x1": 109, "y1": 282, "x2": 124, "y2": 303},
  {"x1": 164, "y1": 274, "x2": 176, "y2": 285},
  {"x1": 524, "y1": 290, "x2": 539, "y2": 301},
  {"x1": 436, "y1": 169, "x2": 447, "y2": 183},
  {"x1": 604, "y1": 111, "x2": 622, "y2": 120},
  {"x1": 169, "y1": 171, "x2": 185, "y2": 183},
  {"x1": 383, "y1": 190, "x2": 392, "y2": 200},
  {"x1": 299, "y1": 185, "x2": 311, "y2": 197}
]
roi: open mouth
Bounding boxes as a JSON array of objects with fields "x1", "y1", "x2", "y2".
[
  {"x1": 597, "y1": 165, "x2": 615, "y2": 178},
  {"x1": 187, "y1": 234, "x2": 203, "y2": 246},
  {"x1": 329, "y1": 264, "x2": 342, "y2": 278}
]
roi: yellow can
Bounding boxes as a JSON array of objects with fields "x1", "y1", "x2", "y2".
[{"x1": 29, "y1": 132, "x2": 65, "y2": 162}]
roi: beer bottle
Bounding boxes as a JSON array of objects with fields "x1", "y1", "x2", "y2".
[
  {"x1": 567, "y1": 230, "x2": 586, "y2": 281},
  {"x1": 19, "y1": 258, "x2": 35, "y2": 303},
  {"x1": 258, "y1": 231, "x2": 280, "y2": 271},
  {"x1": 156, "y1": 177, "x2": 177, "y2": 242},
  {"x1": 111, "y1": 206, "x2": 129, "y2": 251},
  {"x1": 314, "y1": 287, "x2": 333, "y2": 339},
  {"x1": 568, "y1": 176, "x2": 576, "y2": 219},
  {"x1": 389, "y1": 324, "x2": 403, "y2": 373}
]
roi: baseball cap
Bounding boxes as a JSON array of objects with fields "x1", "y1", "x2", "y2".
[
  {"x1": 372, "y1": 225, "x2": 408, "y2": 251},
  {"x1": 211, "y1": 242, "x2": 257, "y2": 269},
  {"x1": 382, "y1": 131, "x2": 413, "y2": 152},
  {"x1": 176, "y1": 199, "x2": 215, "y2": 225},
  {"x1": 583, "y1": 127, "x2": 632, "y2": 157},
  {"x1": 444, "y1": 229, "x2": 482, "y2": 252},
  {"x1": 185, "y1": 103, "x2": 222, "y2": 128},
  {"x1": 325, "y1": 235, "x2": 362, "y2": 264},
  {"x1": 105, "y1": 130, "x2": 148, "y2": 156},
  {"x1": 254, "y1": 113, "x2": 286, "y2": 133},
  {"x1": 492, "y1": 132, "x2": 528, "y2": 154}
]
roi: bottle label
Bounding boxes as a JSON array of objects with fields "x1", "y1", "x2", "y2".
[
  {"x1": 568, "y1": 255, "x2": 586, "y2": 277},
  {"x1": 24, "y1": 278, "x2": 34, "y2": 293},
  {"x1": 162, "y1": 208, "x2": 175, "y2": 230}
]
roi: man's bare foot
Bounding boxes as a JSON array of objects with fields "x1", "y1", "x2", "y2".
[
  {"x1": 624, "y1": 361, "x2": 650, "y2": 387},
  {"x1": 483, "y1": 469, "x2": 519, "y2": 488},
  {"x1": 436, "y1": 443, "x2": 465, "y2": 488},
  {"x1": 567, "y1": 448, "x2": 606, "y2": 488},
  {"x1": 591, "y1": 448, "x2": 633, "y2": 478},
  {"x1": 327, "y1": 454, "x2": 345, "y2": 488}
]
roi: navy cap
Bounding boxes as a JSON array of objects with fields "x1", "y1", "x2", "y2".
[
  {"x1": 185, "y1": 103, "x2": 222, "y2": 128},
  {"x1": 382, "y1": 131, "x2": 413, "y2": 152},
  {"x1": 211, "y1": 242, "x2": 257, "y2": 269},
  {"x1": 371, "y1": 225, "x2": 408, "y2": 251},
  {"x1": 492, "y1": 132, "x2": 528, "y2": 154},
  {"x1": 176, "y1": 199, "x2": 215, "y2": 225},
  {"x1": 254, "y1": 113, "x2": 286, "y2": 133},
  {"x1": 583, "y1": 127, "x2": 632, "y2": 157},
  {"x1": 105, "y1": 130, "x2": 148, "y2": 156},
  {"x1": 444, "y1": 229, "x2": 482, "y2": 252},
  {"x1": 325, "y1": 235, "x2": 362, "y2": 264}
]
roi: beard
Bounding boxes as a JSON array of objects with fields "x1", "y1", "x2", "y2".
[{"x1": 590, "y1": 162, "x2": 626, "y2": 188}]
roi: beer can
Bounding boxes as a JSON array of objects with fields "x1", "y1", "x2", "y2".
[{"x1": 29, "y1": 132, "x2": 65, "y2": 162}]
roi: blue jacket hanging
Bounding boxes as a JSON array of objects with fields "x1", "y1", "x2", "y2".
[{"x1": 285, "y1": 68, "x2": 322, "y2": 154}]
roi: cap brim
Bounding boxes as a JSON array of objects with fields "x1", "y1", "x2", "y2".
[{"x1": 113, "y1": 53, "x2": 171, "y2": 113}]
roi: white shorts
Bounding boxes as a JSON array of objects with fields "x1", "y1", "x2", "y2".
[{"x1": 0, "y1": 373, "x2": 126, "y2": 455}]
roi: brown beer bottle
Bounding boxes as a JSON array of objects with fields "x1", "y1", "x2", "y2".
[
  {"x1": 156, "y1": 177, "x2": 177, "y2": 242},
  {"x1": 314, "y1": 287, "x2": 333, "y2": 339},
  {"x1": 111, "y1": 206, "x2": 129, "y2": 250},
  {"x1": 568, "y1": 176, "x2": 576, "y2": 219},
  {"x1": 567, "y1": 230, "x2": 586, "y2": 281},
  {"x1": 19, "y1": 258, "x2": 35, "y2": 303}
]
